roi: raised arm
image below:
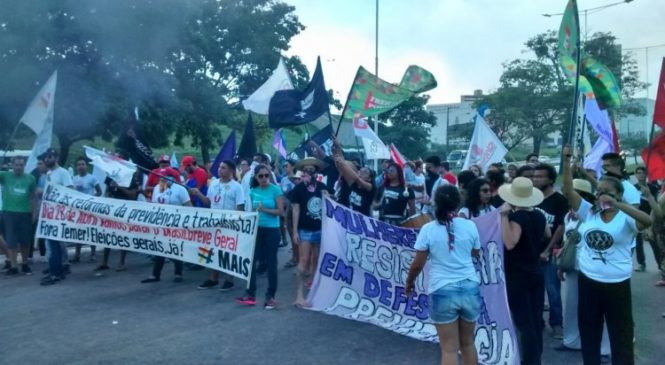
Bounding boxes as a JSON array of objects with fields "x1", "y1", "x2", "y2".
[{"x1": 562, "y1": 146, "x2": 582, "y2": 212}]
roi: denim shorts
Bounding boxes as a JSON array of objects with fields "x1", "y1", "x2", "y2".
[
  {"x1": 298, "y1": 230, "x2": 321, "y2": 244},
  {"x1": 429, "y1": 279, "x2": 482, "y2": 324}
]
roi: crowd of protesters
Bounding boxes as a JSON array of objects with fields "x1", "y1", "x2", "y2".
[{"x1": 2, "y1": 137, "x2": 663, "y2": 365}]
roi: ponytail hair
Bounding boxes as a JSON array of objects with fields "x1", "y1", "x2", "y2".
[{"x1": 433, "y1": 185, "x2": 461, "y2": 250}]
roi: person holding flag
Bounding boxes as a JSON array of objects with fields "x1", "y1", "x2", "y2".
[{"x1": 372, "y1": 161, "x2": 415, "y2": 225}]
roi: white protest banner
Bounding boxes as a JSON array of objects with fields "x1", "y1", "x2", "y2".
[
  {"x1": 307, "y1": 198, "x2": 519, "y2": 364},
  {"x1": 36, "y1": 183, "x2": 259, "y2": 282},
  {"x1": 462, "y1": 115, "x2": 508, "y2": 172}
]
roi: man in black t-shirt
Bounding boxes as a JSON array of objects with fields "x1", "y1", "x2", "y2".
[
  {"x1": 532, "y1": 163, "x2": 569, "y2": 339},
  {"x1": 291, "y1": 158, "x2": 327, "y2": 308},
  {"x1": 634, "y1": 165, "x2": 662, "y2": 271}
]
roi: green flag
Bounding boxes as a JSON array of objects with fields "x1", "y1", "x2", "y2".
[
  {"x1": 582, "y1": 56, "x2": 622, "y2": 108},
  {"x1": 343, "y1": 66, "x2": 436, "y2": 119},
  {"x1": 558, "y1": 0, "x2": 579, "y2": 62}
]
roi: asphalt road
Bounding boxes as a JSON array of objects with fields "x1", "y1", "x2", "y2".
[{"x1": 1, "y1": 247, "x2": 663, "y2": 365}]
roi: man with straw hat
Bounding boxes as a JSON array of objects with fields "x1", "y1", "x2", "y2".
[{"x1": 498, "y1": 176, "x2": 551, "y2": 365}]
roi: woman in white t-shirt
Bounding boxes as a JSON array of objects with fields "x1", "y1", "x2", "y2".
[
  {"x1": 141, "y1": 172, "x2": 192, "y2": 284},
  {"x1": 458, "y1": 178, "x2": 495, "y2": 219},
  {"x1": 406, "y1": 185, "x2": 481, "y2": 365},
  {"x1": 562, "y1": 147, "x2": 651, "y2": 365},
  {"x1": 557, "y1": 179, "x2": 611, "y2": 359}
]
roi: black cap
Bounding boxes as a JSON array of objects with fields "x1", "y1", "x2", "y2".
[{"x1": 38, "y1": 148, "x2": 58, "y2": 159}]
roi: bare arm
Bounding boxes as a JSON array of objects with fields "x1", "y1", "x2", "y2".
[
  {"x1": 405, "y1": 250, "x2": 428, "y2": 295},
  {"x1": 500, "y1": 203, "x2": 521, "y2": 250},
  {"x1": 189, "y1": 187, "x2": 210, "y2": 208},
  {"x1": 562, "y1": 146, "x2": 582, "y2": 212},
  {"x1": 601, "y1": 195, "x2": 653, "y2": 230}
]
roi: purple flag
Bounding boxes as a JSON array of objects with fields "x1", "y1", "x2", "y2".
[
  {"x1": 272, "y1": 129, "x2": 287, "y2": 158},
  {"x1": 211, "y1": 130, "x2": 236, "y2": 178}
]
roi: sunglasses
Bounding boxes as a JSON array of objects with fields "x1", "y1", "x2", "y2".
[
  {"x1": 257, "y1": 174, "x2": 270, "y2": 179},
  {"x1": 480, "y1": 188, "x2": 490, "y2": 193}
]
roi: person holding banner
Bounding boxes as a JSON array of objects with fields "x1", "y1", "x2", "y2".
[
  {"x1": 72, "y1": 156, "x2": 102, "y2": 263},
  {"x1": 405, "y1": 185, "x2": 481, "y2": 365},
  {"x1": 191, "y1": 160, "x2": 245, "y2": 291},
  {"x1": 562, "y1": 146, "x2": 651, "y2": 365},
  {"x1": 373, "y1": 162, "x2": 415, "y2": 225},
  {"x1": 291, "y1": 157, "x2": 327, "y2": 308},
  {"x1": 141, "y1": 169, "x2": 192, "y2": 284},
  {"x1": 40, "y1": 148, "x2": 74, "y2": 286},
  {"x1": 236, "y1": 164, "x2": 284, "y2": 309},
  {"x1": 498, "y1": 176, "x2": 550, "y2": 365}
]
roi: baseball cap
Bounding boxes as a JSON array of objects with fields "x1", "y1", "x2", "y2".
[
  {"x1": 158, "y1": 168, "x2": 180, "y2": 182},
  {"x1": 39, "y1": 148, "x2": 59, "y2": 159},
  {"x1": 181, "y1": 156, "x2": 195, "y2": 167},
  {"x1": 158, "y1": 154, "x2": 170, "y2": 163}
]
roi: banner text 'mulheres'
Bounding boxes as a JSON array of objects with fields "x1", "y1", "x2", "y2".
[{"x1": 324, "y1": 199, "x2": 417, "y2": 248}]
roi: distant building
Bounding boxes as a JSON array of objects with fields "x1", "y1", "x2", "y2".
[
  {"x1": 616, "y1": 97, "x2": 655, "y2": 141},
  {"x1": 427, "y1": 90, "x2": 484, "y2": 146}
]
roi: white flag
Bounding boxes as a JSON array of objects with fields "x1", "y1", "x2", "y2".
[
  {"x1": 352, "y1": 115, "x2": 383, "y2": 144},
  {"x1": 584, "y1": 137, "x2": 614, "y2": 180},
  {"x1": 84, "y1": 145, "x2": 137, "y2": 187},
  {"x1": 24, "y1": 109, "x2": 54, "y2": 172},
  {"x1": 242, "y1": 58, "x2": 294, "y2": 114},
  {"x1": 20, "y1": 71, "x2": 57, "y2": 134},
  {"x1": 462, "y1": 115, "x2": 508, "y2": 172},
  {"x1": 361, "y1": 137, "x2": 390, "y2": 160}
]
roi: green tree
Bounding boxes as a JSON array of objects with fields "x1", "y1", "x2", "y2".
[
  {"x1": 480, "y1": 31, "x2": 646, "y2": 154},
  {"x1": 377, "y1": 95, "x2": 437, "y2": 159}
]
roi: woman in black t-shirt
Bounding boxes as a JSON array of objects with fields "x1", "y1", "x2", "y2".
[
  {"x1": 373, "y1": 162, "x2": 415, "y2": 225},
  {"x1": 498, "y1": 177, "x2": 551, "y2": 365},
  {"x1": 332, "y1": 137, "x2": 376, "y2": 216}
]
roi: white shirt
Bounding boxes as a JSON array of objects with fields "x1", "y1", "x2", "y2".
[
  {"x1": 414, "y1": 218, "x2": 481, "y2": 293},
  {"x1": 576, "y1": 199, "x2": 637, "y2": 283},
  {"x1": 622, "y1": 180, "x2": 640, "y2": 205},
  {"x1": 46, "y1": 167, "x2": 73, "y2": 187},
  {"x1": 458, "y1": 205, "x2": 496, "y2": 219},
  {"x1": 422, "y1": 177, "x2": 449, "y2": 214},
  {"x1": 72, "y1": 174, "x2": 99, "y2": 196},
  {"x1": 207, "y1": 178, "x2": 244, "y2": 210},
  {"x1": 151, "y1": 183, "x2": 190, "y2": 206}
]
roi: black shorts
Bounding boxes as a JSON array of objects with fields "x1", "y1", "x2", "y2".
[{"x1": 3, "y1": 212, "x2": 32, "y2": 248}]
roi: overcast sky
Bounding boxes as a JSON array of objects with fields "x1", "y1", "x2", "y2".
[{"x1": 285, "y1": 0, "x2": 665, "y2": 106}]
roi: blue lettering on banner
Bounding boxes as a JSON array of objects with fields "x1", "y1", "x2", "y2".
[
  {"x1": 318, "y1": 252, "x2": 353, "y2": 284},
  {"x1": 362, "y1": 272, "x2": 429, "y2": 320}
]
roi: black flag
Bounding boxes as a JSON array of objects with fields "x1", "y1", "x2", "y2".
[
  {"x1": 116, "y1": 107, "x2": 158, "y2": 171},
  {"x1": 268, "y1": 57, "x2": 329, "y2": 128},
  {"x1": 236, "y1": 113, "x2": 257, "y2": 161},
  {"x1": 288, "y1": 124, "x2": 334, "y2": 160}
]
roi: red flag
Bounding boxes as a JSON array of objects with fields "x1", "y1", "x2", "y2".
[
  {"x1": 654, "y1": 58, "x2": 665, "y2": 128},
  {"x1": 389, "y1": 143, "x2": 406, "y2": 168},
  {"x1": 642, "y1": 131, "x2": 665, "y2": 181}
]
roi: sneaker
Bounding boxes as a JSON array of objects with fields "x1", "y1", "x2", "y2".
[
  {"x1": 5, "y1": 267, "x2": 19, "y2": 276},
  {"x1": 655, "y1": 280, "x2": 665, "y2": 287},
  {"x1": 264, "y1": 298, "x2": 277, "y2": 310},
  {"x1": 197, "y1": 280, "x2": 219, "y2": 290},
  {"x1": 553, "y1": 344, "x2": 579, "y2": 352},
  {"x1": 219, "y1": 281, "x2": 234, "y2": 292},
  {"x1": 2, "y1": 260, "x2": 11, "y2": 272},
  {"x1": 42, "y1": 268, "x2": 50, "y2": 275},
  {"x1": 140, "y1": 277, "x2": 160, "y2": 284},
  {"x1": 40, "y1": 276, "x2": 60, "y2": 286},
  {"x1": 552, "y1": 326, "x2": 563, "y2": 340},
  {"x1": 235, "y1": 295, "x2": 256, "y2": 306},
  {"x1": 173, "y1": 276, "x2": 184, "y2": 283},
  {"x1": 63, "y1": 265, "x2": 71, "y2": 275},
  {"x1": 21, "y1": 264, "x2": 32, "y2": 276},
  {"x1": 93, "y1": 265, "x2": 110, "y2": 272},
  {"x1": 635, "y1": 264, "x2": 646, "y2": 272},
  {"x1": 600, "y1": 354, "x2": 611, "y2": 364}
]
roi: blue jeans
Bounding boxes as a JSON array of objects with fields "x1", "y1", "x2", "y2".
[
  {"x1": 248, "y1": 227, "x2": 280, "y2": 300},
  {"x1": 541, "y1": 258, "x2": 563, "y2": 327},
  {"x1": 429, "y1": 279, "x2": 481, "y2": 324},
  {"x1": 46, "y1": 239, "x2": 64, "y2": 278}
]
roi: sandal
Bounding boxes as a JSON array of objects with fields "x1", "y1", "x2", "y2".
[
  {"x1": 115, "y1": 265, "x2": 127, "y2": 272},
  {"x1": 655, "y1": 280, "x2": 665, "y2": 287},
  {"x1": 284, "y1": 259, "x2": 297, "y2": 268}
]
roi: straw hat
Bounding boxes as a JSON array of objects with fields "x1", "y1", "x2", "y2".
[
  {"x1": 294, "y1": 157, "x2": 326, "y2": 171},
  {"x1": 498, "y1": 177, "x2": 544, "y2": 207},
  {"x1": 573, "y1": 179, "x2": 593, "y2": 195}
]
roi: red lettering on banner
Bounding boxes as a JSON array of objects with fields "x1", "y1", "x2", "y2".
[
  {"x1": 41, "y1": 203, "x2": 55, "y2": 219},
  {"x1": 214, "y1": 229, "x2": 239, "y2": 252}
]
